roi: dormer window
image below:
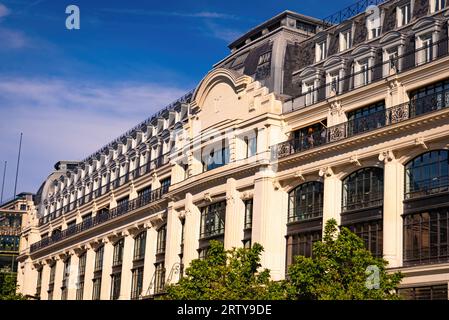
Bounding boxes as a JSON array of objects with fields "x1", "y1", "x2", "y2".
[
  {"x1": 419, "y1": 34, "x2": 433, "y2": 64},
  {"x1": 366, "y1": 11, "x2": 381, "y2": 40},
  {"x1": 316, "y1": 40, "x2": 327, "y2": 62},
  {"x1": 431, "y1": 0, "x2": 446, "y2": 13},
  {"x1": 340, "y1": 29, "x2": 352, "y2": 51},
  {"x1": 397, "y1": 2, "x2": 411, "y2": 27}
]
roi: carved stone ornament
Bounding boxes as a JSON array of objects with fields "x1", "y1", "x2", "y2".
[
  {"x1": 378, "y1": 150, "x2": 396, "y2": 163},
  {"x1": 203, "y1": 193, "x2": 213, "y2": 203},
  {"x1": 318, "y1": 167, "x2": 334, "y2": 178},
  {"x1": 329, "y1": 101, "x2": 343, "y2": 117}
]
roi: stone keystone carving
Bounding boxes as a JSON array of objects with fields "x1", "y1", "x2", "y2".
[
  {"x1": 294, "y1": 169, "x2": 306, "y2": 181},
  {"x1": 378, "y1": 150, "x2": 396, "y2": 163},
  {"x1": 329, "y1": 101, "x2": 343, "y2": 117},
  {"x1": 319, "y1": 167, "x2": 334, "y2": 178},
  {"x1": 203, "y1": 193, "x2": 213, "y2": 203},
  {"x1": 349, "y1": 155, "x2": 362, "y2": 167}
]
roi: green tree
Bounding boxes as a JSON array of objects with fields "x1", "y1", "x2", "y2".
[
  {"x1": 286, "y1": 219, "x2": 403, "y2": 300},
  {"x1": 0, "y1": 268, "x2": 26, "y2": 300},
  {"x1": 163, "y1": 240, "x2": 286, "y2": 300}
]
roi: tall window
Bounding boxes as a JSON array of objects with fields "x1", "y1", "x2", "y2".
[
  {"x1": 432, "y1": 0, "x2": 446, "y2": 12},
  {"x1": 48, "y1": 262, "x2": 56, "y2": 300},
  {"x1": 340, "y1": 29, "x2": 352, "y2": 51},
  {"x1": 304, "y1": 82, "x2": 315, "y2": 106},
  {"x1": 405, "y1": 150, "x2": 449, "y2": 199},
  {"x1": 293, "y1": 121, "x2": 327, "y2": 151},
  {"x1": 110, "y1": 273, "x2": 121, "y2": 300},
  {"x1": 345, "y1": 221, "x2": 383, "y2": 258},
  {"x1": 409, "y1": 79, "x2": 449, "y2": 116},
  {"x1": 76, "y1": 253, "x2": 86, "y2": 300},
  {"x1": 61, "y1": 257, "x2": 71, "y2": 300},
  {"x1": 244, "y1": 131, "x2": 257, "y2": 158},
  {"x1": 153, "y1": 263, "x2": 165, "y2": 295},
  {"x1": 244, "y1": 199, "x2": 253, "y2": 229},
  {"x1": 160, "y1": 178, "x2": 171, "y2": 191},
  {"x1": 397, "y1": 2, "x2": 411, "y2": 27},
  {"x1": 359, "y1": 61, "x2": 369, "y2": 86},
  {"x1": 346, "y1": 101, "x2": 385, "y2": 137},
  {"x1": 133, "y1": 231, "x2": 147, "y2": 261},
  {"x1": 342, "y1": 167, "x2": 384, "y2": 212},
  {"x1": 286, "y1": 230, "x2": 322, "y2": 267},
  {"x1": 36, "y1": 268, "x2": 42, "y2": 299},
  {"x1": 156, "y1": 225, "x2": 167, "y2": 254},
  {"x1": 288, "y1": 182, "x2": 324, "y2": 222},
  {"x1": 116, "y1": 197, "x2": 129, "y2": 214},
  {"x1": 404, "y1": 208, "x2": 449, "y2": 265},
  {"x1": 94, "y1": 246, "x2": 104, "y2": 272},
  {"x1": 316, "y1": 40, "x2": 327, "y2": 62},
  {"x1": 200, "y1": 201, "x2": 226, "y2": 239},
  {"x1": 130, "y1": 267, "x2": 144, "y2": 299},
  {"x1": 113, "y1": 239, "x2": 124, "y2": 267},
  {"x1": 399, "y1": 284, "x2": 448, "y2": 300},
  {"x1": 419, "y1": 34, "x2": 433, "y2": 64},
  {"x1": 92, "y1": 276, "x2": 102, "y2": 300},
  {"x1": 202, "y1": 141, "x2": 230, "y2": 172}
]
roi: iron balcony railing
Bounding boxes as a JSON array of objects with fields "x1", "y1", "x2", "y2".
[
  {"x1": 31, "y1": 184, "x2": 170, "y2": 253},
  {"x1": 38, "y1": 153, "x2": 171, "y2": 226},
  {"x1": 288, "y1": 207, "x2": 323, "y2": 223},
  {"x1": 322, "y1": 0, "x2": 387, "y2": 26},
  {"x1": 286, "y1": 37, "x2": 449, "y2": 112},
  {"x1": 273, "y1": 90, "x2": 449, "y2": 160}
]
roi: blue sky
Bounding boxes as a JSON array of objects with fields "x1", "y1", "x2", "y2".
[{"x1": 0, "y1": 0, "x2": 355, "y2": 198}]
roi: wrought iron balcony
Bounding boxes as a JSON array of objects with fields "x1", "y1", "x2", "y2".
[
  {"x1": 273, "y1": 90, "x2": 449, "y2": 160},
  {"x1": 31, "y1": 184, "x2": 170, "y2": 253},
  {"x1": 405, "y1": 175, "x2": 449, "y2": 200},
  {"x1": 288, "y1": 208, "x2": 323, "y2": 223},
  {"x1": 342, "y1": 191, "x2": 384, "y2": 212},
  {"x1": 287, "y1": 37, "x2": 449, "y2": 112}
]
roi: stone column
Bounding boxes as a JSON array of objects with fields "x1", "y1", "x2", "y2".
[
  {"x1": 67, "y1": 252, "x2": 79, "y2": 300},
  {"x1": 119, "y1": 231, "x2": 134, "y2": 300},
  {"x1": 100, "y1": 238, "x2": 114, "y2": 300},
  {"x1": 224, "y1": 178, "x2": 244, "y2": 250},
  {"x1": 165, "y1": 202, "x2": 182, "y2": 285},
  {"x1": 320, "y1": 167, "x2": 342, "y2": 227},
  {"x1": 18, "y1": 258, "x2": 36, "y2": 296},
  {"x1": 380, "y1": 151, "x2": 404, "y2": 268},
  {"x1": 52, "y1": 256, "x2": 64, "y2": 300},
  {"x1": 143, "y1": 226, "x2": 156, "y2": 296},
  {"x1": 40, "y1": 261, "x2": 50, "y2": 300},
  {"x1": 183, "y1": 193, "x2": 201, "y2": 268},
  {"x1": 252, "y1": 166, "x2": 288, "y2": 281},
  {"x1": 83, "y1": 245, "x2": 96, "y2": 300}
]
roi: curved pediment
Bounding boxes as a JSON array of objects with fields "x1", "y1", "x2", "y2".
[
  {"x1": 191, "y1": 68, "x2": 253, "y2": 111},
  {"x1": 323, "y1": 56, "x2": 346, "y2": 68},
  {"x1": 351, "y1": 44, "x2": 376, "y2": 56},
  {"x1": 412, "y1": 16, "x2": 439, "y2": 31},
  {"x1": 379, "y1": 31, "x2": 404, "y2": 44},
  {"x1": 299, "y1": 67, "x2": 318, "y2": 78}
]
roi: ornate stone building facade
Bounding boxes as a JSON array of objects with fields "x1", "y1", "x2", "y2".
[{"x1": 17, "y1": 0, "x2": 449, "y2": 300}]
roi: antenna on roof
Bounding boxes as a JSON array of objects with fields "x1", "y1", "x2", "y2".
[
  {"x1": 1, "y1": 160, "x2": 6, "y2": 204},
  {"x1": 13, "y1": 133, "x2": 23, "y2": 200}
]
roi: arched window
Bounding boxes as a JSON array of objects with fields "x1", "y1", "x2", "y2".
[
  {"x1": 288, "y1": 181, "x2": 324, "y2": 222},
  {"x1": 405, "y1": 150, "x2": 449, "y2": 199},
  {"x1": 342, "y1": 167, "x2": 384, "y2": 212}
]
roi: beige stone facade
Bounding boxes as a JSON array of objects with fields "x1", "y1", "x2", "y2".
[{"x1": 17, "y1": 1, "x2": 449, "y2": 300}]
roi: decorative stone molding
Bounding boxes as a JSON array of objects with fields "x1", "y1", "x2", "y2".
[
  {"x1": 240, "y1": 191, "x2": 253, "y2": 200},
  {"x1": 272, "y1": 180, "x2": 283, "y2": 191},
  {"x1": 319, "y1": 167, "x2": 334, "y2": 178},
  {"x1": 415, "y1": 137, "x2": 428, "y2": 150},
  {"x1": 294, "y1": 169, "x2": 306, "y2": 182},
  {"x1": 203, "y1": 192, "x2": 213, "y2": 203},
  {"x1": 178, "y1": 210, "x2": 186, "y2": 220},
  {"x1": 379, "y1": 150, "x2": 396, "y2": 163},
  {"x1": 349, "y1": 155, "x2": 362, "y2": 167},
  {"x1": 329, "y1": 100, "x2": 343, "y2": 117}
]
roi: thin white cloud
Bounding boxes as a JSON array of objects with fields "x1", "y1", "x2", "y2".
[
  {"x1": 203, "y1": 21, "x2": 243, "y2": 43},
  {"x1": 0, "y1": 27, "x2": 29, "y2": 49},
  {"x1": 101, "y1": 8, "x2": 239, "y2": 20},
  {"x1": 0, "y1": 3, "x2": 10, "y2": 18},
  {"x1": 0, "y1": 78, "x2": 187, "y2": 193}
]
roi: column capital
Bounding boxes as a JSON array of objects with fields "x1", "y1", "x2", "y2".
[
  {"x1": 319, "y1": 167, "x2": 334, "y2": 178},
  {"x1": 379, "y1": 150, "x2": 397, "y2": 163},
  {"x1": 240, "y1": 191, "x2": 253, "y2": 201}
]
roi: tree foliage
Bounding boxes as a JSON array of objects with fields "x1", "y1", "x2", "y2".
[
  {"x1": 0, "y1": 268, "x2": 26, "y2": 300},
  {"x1": 286, "y1": 219, "x2": 403, "y2": 300},
  {"x1": 163, "y1": 240, "x2": 287, "y2": 300}
]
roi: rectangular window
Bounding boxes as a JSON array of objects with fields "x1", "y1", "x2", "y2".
[
  {"x1": 244, "y1": 199, "x2": 253, "y2": 229},
  {"x1": 48, "y1": 263, "x2": 56, "y2": 300},
  {"x1": 244, "y1": 131, "x2": 257, "y2": 158},
  {"x1": 316, "y1": 40, "x2": 327, "y2": 62},
  {"x1": 113, "y1": 239, "x2": 124, "y2": 267},
  {"x1": 36, "y1": 268, "x2": 42, "y2": 299},
  {"x1": 346, "y1": 101, "x2": 386, "y2": 137},
  {"x1": 76, "y1": 253, "x2": 86, "y2": 300},
  {"x1": 202, "y1": 141, "x2": 230, "y2": 172},
  {"x1": 160, "y1": 178, "x2": 171, "y2": 191},
  {"x1": 133, "y1": 231, "x2": 147, "y2": 261},
  {"x1": 420, "y1": 35, "x2": 433, "y2": 64},
  {"x1": 200, "y1": 201, "x2": 226, "y2": 239},
  {"x1": 153, "y1": 263, "x2": 165, "y2": 295},
  {"x1": 131, "y1": 267, "x2": 144, "y2": 299},
  {"x1": 156, "y1": 225, "x2": 167, "y2": 254},
  {"x1": 360, "y1": 61, "x2": 369, "y2": 86},
  {"x1": 110, "y1": 273, "x2": 121, "y2": 300},
  {"x1": 398, "y1": 3, "x2": 411, "y2": 27},
  {"x1": 61, "y1": 257, "x2": 71, "y2": 300},
  {"x1": 92, "y1": 277, "x2": 102, "y2": 300},
  {"x1": 286, "y1": 230, "x2": 322, "y2": 267},
  {"x1": 409, "y1": 78, "x2": 449, "y2": 116},
  {"x1": 399, "y1": 284, "x2": 448, "y2": 300},
  {"x1": 345, "y1": 220, "x2": 383, "y2": 258},
  {"x1": 116, "y1": 197, "x2": 129, "y2": 214},
  {"x1": 94, "y1": 246, "x2": 104, "y2": 272},
  {"x1": 340, "y1": 29, "x2": 352, "y2": 51},
  {"x1": 404, "y1": 208, "x2": 449, "y2": 266},
  {"x1": 432, "y1": 0, "x2": 446, "y2": 12},
  {"x1": 304, "y1": 82, "x2": 315, "y2": 106}
]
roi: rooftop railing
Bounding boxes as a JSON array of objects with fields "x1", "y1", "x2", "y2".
[
  {"x1": 38, "y1": 153, "x2": 171, "y2": 227},
  {"x1": 31, "y1": 184, "x2": 170, "y2": 253},
  {"x1": 286, "y1": 37, "x2": 449, "y2": 112},
  {"x1": 322, "y1": 0, "x2": 387, "y2": 27},
  {"x1": 273, "y1": 89, "x2": 449, "y2": 160}
]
